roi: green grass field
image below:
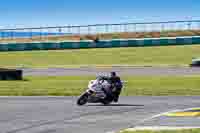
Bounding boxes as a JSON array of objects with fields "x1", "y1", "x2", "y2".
[
  {"x1": 0, "y1": 75, "x2": 200, "y2": 96},
  {"x1": 0, "y1": 45, "x2": 200, "y2": 68},
  {"x1": 120, "y1": 129, "x2": 200, "y2": 133}
]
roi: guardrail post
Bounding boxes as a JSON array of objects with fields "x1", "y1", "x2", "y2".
[
  {"x1": 106, "y1": 24, "x2": 109, "y2": 33},
  {"x1": 198, "y1": 22, "x2": 200, "y2": 29},
  {"x1": 11, "y1": 31, "x2": 14, "y2": 40},
  {"x1": 30, "y1": 29, "x2": 33, "y2": 39},
  {"x1": 39, "y1": 28, "x2": 42, "y2": 39},
  {"x1": 58, "y1": 27, "x2": 61, "y2": 35},
  {"x1": 77, "y1": 26, "x2": 81, "y2": 35},
  {"x1": 187, "y1": 22, "x2": 191, "y2": 30},
  {"x1": 161, "y1": 24, "x2": 165, "y2": 31}
]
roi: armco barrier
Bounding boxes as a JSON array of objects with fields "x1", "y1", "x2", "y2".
[{"x1": 0, "y1": 36, "x2": 200, "y2": 51}]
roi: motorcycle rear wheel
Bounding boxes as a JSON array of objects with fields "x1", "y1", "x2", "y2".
[
  {"x1": 77, "y1": 93, "x2": 88, "y2": 106},
  {"x1": 101, "y1": 100, "x2": 111, "y2": 105}
]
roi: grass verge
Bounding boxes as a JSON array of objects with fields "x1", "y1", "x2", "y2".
[
  {"x1": 0, "y1": 45, "x2": 200, "y2": 68},
  {"x1": 0, "y1": 75, "x2": 199, "y2": 96}
]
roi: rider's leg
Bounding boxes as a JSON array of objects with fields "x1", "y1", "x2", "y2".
[
  {"x1": 113, "y1": 87, "x2": 122, "y2": 102},
  {"x1": 102, "y1": 87, "x2": 113, "y2": 101}
]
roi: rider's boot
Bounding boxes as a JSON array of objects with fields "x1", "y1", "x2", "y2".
[
  {"x1": 113, "y1": 94, "x2": 119, "y2": 102},
  {"x1": 113, "y1": 88, "x2": 121, "y2": 103}
]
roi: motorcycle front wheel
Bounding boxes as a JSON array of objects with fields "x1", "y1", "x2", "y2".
[{"x1": 77, "y1": 93, "x2": 88, "y2": 106}]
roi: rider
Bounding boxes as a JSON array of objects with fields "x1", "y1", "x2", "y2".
[{"x1": 99, "y1": 72, "x2": 123, "y2": 102}]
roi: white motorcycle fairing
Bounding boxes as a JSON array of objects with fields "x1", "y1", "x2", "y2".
[
  {"x1": 77, "y1": 79, "x2": 113, "y2": 105},
  {"x1": 86, "y1": 79, "x2": 111, "y2": 103}
]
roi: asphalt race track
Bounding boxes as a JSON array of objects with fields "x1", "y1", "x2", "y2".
[
  {"x1": 1, "y1": 67, "x2": 199, "y2": 133},
  {"x1": 22, "y1": 67, "x2": 200, "y2": 76},
  {"x1": 0, "y1": 96, "x2": 200, "y2": 133}
]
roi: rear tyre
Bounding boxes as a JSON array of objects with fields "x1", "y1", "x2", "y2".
[
  {"x1": 77, "y1": 93, "x2": 88, "y2": 106},
  {"x1": 101, "y1": 99, "x2": 111, "y2": 105}
]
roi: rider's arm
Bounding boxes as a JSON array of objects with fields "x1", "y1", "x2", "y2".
[
  {"x1": 116, "y1": 77, "x2": 123, "y2": 88},
  {"x1": 101, "y1": 76, "x2": 110, "y2": 80}
]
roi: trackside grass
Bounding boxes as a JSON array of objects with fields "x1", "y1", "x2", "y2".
[
  {"x1": 0, "y1": 75, "x2": 200, "y2": 96},
  {"x1": 120, "y1": 129, "x2": 200, "y2": 133},
  {"x1": 0, "y1": 45, "x2": 200, "y2": 68}
]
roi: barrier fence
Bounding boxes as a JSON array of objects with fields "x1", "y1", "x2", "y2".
[
  {"x1": 0, "y1": 36, "x2": 200, "y2": 51},
  {"x1": 0, "y1": 20, "x2": 200, "y2": 39}
]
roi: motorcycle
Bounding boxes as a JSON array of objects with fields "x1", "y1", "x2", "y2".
[{"x1": 77, "y1": 79, "x2": 114, "y2": 106}]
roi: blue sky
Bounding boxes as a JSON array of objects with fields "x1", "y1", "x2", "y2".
[{"x1": 0, "y1": 0, "x2": 199, "y2": 28}]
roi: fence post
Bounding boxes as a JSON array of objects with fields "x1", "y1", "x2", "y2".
[
  {"x1": 58, "y1": 27, "x2": 62, "y2": 36},
  {"x1": 134, "y1": 24, "x2": 137, "y2": 32},
  {"x1": 68, "y1": 25, "x2": 71, "y2": 34},
  {"x1": 1, "y1": 31, "x2": 4, "y2": 39},
  {"x1": 124, "y1": 24, "x2": 127, "y2": 32},
  {"x1": 87, "y1": 26, "x2": 90, "y2": 35},
  {"x1": 39, "y1": 28, "x2": 42, "y2": 39},
  {"x1": 11, "y1": 30, "x2": 14, "y2": 40},
  {"x1": 30, "y1": 29, "x2": 33, "y2": 39},
  {"x1": 77, "y1": 26, "x2": 81, "y2": 35},
  {"x1": 105, "y1": 24, "x2": 109, "y2": 33},
  {"x1": 198, "y1": 21, "x2": 200, "y2": 30},
  {"x1": 161, "y1": 24, "x2": 165, "y2": 32},
  {"x1": 187, "y1": 22, "x2": 191, "y2": 30},
  {"x1": 143, "y1": 24, "x2": 146, "y2": 32}
]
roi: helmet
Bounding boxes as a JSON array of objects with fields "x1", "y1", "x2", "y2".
[{"x1": 110, "y1": 72, "x2": 116, "y2": 77}]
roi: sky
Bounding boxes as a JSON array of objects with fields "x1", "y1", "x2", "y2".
[{"x1": 0, "y1": 0, "x2": 199, "y2": 28}]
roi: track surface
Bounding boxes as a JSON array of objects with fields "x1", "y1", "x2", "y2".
[
  {"x1": 7, "y1": 67, "x2": 200, "y2": 133},
  {"x1": 1, "y1": 96, "x2": 200, "y2": 133},
  {"x1": 22, "y1": 67, "x2": 200, "y2": 76}
]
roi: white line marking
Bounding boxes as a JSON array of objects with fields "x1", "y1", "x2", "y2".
[
  {"x1": 134, "y1": 109, "x2": 181, "y2": 126},
  {"x1": 120, "y1": 107, "x2": 200, "y2": 133},
  {"x1": 106, "y1": 131, "x2": 115, "y2": 133},
  {"x1": 125, "y1": 126, "x2": 200, "y2": 131}
]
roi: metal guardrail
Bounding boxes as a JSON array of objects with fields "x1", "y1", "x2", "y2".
[{"x1": 0, "y1": 20, "x2": 200, "y2": 39}]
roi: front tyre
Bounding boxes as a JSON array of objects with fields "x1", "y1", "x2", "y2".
[{"x1": 77, "y1": 93, "x2": 88, "y2": 106}]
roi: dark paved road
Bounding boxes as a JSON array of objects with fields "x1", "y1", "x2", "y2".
[
  {"x1": 8, "y1": 67, "x2": 200, "y2": 133},
  {"x1": 22, "y1": 67, "x2": 200, "y2": 76},
  {"x1": 0, "y1": 96, "x2": 200, "y2": 133}
]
